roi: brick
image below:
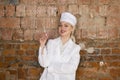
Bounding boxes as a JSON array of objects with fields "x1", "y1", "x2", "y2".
[
  {"x1": 107, "y1": 5, "x2": 120, "y2": 17},
  {"x1": 95, "y1": 41, "x2": 108, "y2": 48},
  {"x1": 77, "y1": 0, "x2": 91, "y2": 5},
  {"x1": 47, "y1": 29, "x2": 58, "y2": 39},
  {"x1": 7, "y1": 69, "x2": 17, "y2": 75},
  {"x1": 89, "y1": 5, "x2": 100, "y2": 17},
  {"x1": 0, "y1": 5, "x2": 4, "y2": 17},
  {"x1": 6, "y1": 5, "x2": 15, "y2": 16},
  {"x1": 87, "y1": 27, "x2": 97, "y2": 39},
  {"x1": 110, "y1": 0, "x2": 120, "y2": 6},
  {"x1": 101, "y1": 49, "x2": 111, "y2": 54},
  {"x1": 4, "y1": 0, "x2": 19, "y2": 5},
  {"x1": 36, "y1": 17, "x2": 57, "y2": 30},
  {"x1": 0, "y1": 62, "x2": 4, "y2": 68},
  {"x1": 81, "y1": 29, "x2": 88, "y2": 38},
  {"x1": 99, "y1": 77, "x2": 112, "y2": 80},
  {"x1": 83, "y1": 62, "x2": 100, "y2": 69},
  {"x1": 2, "y1": 49, "x2": 16, "y2": 56},
  {"x1": 86, "y1": 56, "x2": 103, "y2": 61},
  {"x1": 16, "y1": 4, "x2": 25, "y2": 17},
  {"x1": 112, "y1": 48, "x2": 120, "y2": 54},
  {"x1": 76, "y1": 68, "x2": 84, "y2": 76},
  {"x1": 13, "y1": 29, "x2": 24, "y2": 41},
  {"x1": 30, "y1": 43, "x2": 39, "y2": 50},
  {"x1": 5, "y1": 56, "x2": 17, "y2": 63},
  {"x1": 47, "y1": 0, "x2": 56, "y2": 3},
  {"x1": 36, "y1": 6, "x2": 47, "y2": 17},
  {"x1": 0, "y1": 56, "x2": 3, "y2": 62},
  {"x1": 40, "y1": 0, "x2": 56, "y2": 3},
  {"x1": 79, "y1": 5, "x2": 89, "y2": 16},
  {"x1": 77, "y1": 68, "x2": 98, "y2": 79},
  {"x1": 20, "y1": 43, "x2": 30, "y2": 50},
  {"x1": 107, "y1": 42, "x2": 119, "y2": 48},
  {"x1": 68, "y1": 5, "x2": 79, "y2": 14},
  {"x1": 21, "y1": 17, "x2": 36, "y2": 29},
  {"x1": 57, "y1": 5, "x2": 66, "y2": 15},
  {"x1": 98, "y1": 0, "x2": 111, "y2": 5},
  {"x1": 36, "y1": 18, "x2": 43, "y2": 30},
  {"x1": 57, "y1": 0, "x2": 67, "y2": 4},
  {"x1": 0, "y1": 72, "x2": 5, "y2": 80},
  {"x1": 26, "y1": 50, "x2": 35, "y2": 55},
  {"x1": 67, "y1": 0, "x2": 77, "y2": 4},
  {"x1": 94, "y1": 17, "x2": 105, "y2": 27},
  {"x1": 107, "y1": 62, "x2": 120, "y2": 67},
  {"x1": 78, "y1": 16, "x2": 94, "y2": 28},
  {"x1": 104, "y1": 56, "x2": 120, "y2": 61},
  {"x1": 97, "y1": 27, "x2": 108, "y2": 39},
  {"x1": 0, "y1": 0, "x2": 4, "y2": 4},
  {"x1": 75, "y1": 29, "x2": 82, "y2": 39},
  {"x1": 108, "y1": 27, "x2": 119, "y2": 39},
  {"x1": 24, "y1": 30, "x2": 35, "y2": 40},
  {"x1": 20, "y1": 0, "x2": 38, "y2": 4},
  {"x1": 0, "y1": 18, "x2": 20, "y2": 28},
  {"x1": 26, "y1": 5, "x2": 36, "y2": 17},
  {"x1": 2, "y1": 43, "x2": 13, "y2": 49},
  {"x1": 34, "y1": 30, "x2": 41, "y2": 41},
  {"x1": 18, "y1": 68, "x2": 27, "y2": 79},
  {"x1": 22, "y1": 56, "x2": 37, "y2": 61},
  {"x1": 107, "y1": 17, "x2": 120, "y2": 27},
  {"x1": 99, "y1": 5, "x2": 108, "y2": 16},
  {"x1": 80, "y1": 50, "x2": 87, "y2": 56},
  {"x1": 16, "y1": 50, "x2": 25, "y2": 55},
  {"x1": 1, "y1": 29, "x2": 14, "y2": 40},
  {"x1": 109, "y1": 68, "x2": 120, "y2": 79},
  {"x1": 28, "y1": 68, "x2": 40, "y2": 77},
  {"x1": 47, "y1": 5, "x2": 57, "y2": 17}
]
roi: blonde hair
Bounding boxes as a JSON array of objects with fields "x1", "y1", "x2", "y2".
[{"x1": 70, "y1": 26, "x2": 76, "y2": 42}]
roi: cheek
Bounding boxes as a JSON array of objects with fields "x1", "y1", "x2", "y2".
[
  {"x1": 68, "y1": 28, "x2": 73, "y2": 33},
  {"x1": 58, "y1": 27, "x2": 61, "y2": 32}
]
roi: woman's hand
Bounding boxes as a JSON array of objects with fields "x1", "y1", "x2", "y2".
[{"x1": 39, "y1": 32, "x2": 48, "y2": 48}]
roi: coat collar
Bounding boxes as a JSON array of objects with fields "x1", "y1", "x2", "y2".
[{"x1": 55, "y1": 37, "x2": 75, "y2": 55}]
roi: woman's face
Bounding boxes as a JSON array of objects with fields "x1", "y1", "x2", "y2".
[{"x1": 58, "y1": 21, "x2": 73, "y2": 37}]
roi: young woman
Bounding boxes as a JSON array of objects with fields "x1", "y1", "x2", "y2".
[{"x1": 38, "y1": 12, "x2": 81, "y2": 80}]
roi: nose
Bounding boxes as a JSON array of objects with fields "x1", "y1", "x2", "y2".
[{"x1": 61, "y1": 25, "x2": 65, "y2": 30}]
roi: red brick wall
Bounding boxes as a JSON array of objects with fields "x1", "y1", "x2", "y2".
[{"x1": 0, "y1": 0, "x2": 120, "y2": 80}]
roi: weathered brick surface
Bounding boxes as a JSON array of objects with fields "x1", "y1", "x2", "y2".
[
  {"x1": 16, "y1": 4, "x2": 25, "y2": 17},
  {"x1": 0, "y1": 18, "x2": 20, "y2": 28},
  {"x1": 0, "y1": 0, "x2": 120, "y2": 80},
  {"x1": 0, "y1": 5, "x2": 4, "y2": 17},
  {"x1": 26, "y1": 5, "x2": 37, "y2": 17},
  {"x1": 5, "y1": 5, "x2": 15, "y2": 16}
]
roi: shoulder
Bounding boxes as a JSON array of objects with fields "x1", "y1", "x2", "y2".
[
  {"x1": 47, "y1": 37, "x2": 60, "y2": 45},
  {"x1": 72, "y1": 42, "x2": 81, "y2": 52}
]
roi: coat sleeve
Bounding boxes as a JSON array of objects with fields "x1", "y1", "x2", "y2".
[
  {"x1": 38, "y1": 40, "x2": 52, "y2": 68},
  {"x1": 48, "y1": 45, "x2": 81, "y2": 74}
]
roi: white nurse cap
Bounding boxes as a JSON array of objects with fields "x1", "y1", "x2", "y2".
[{"x1": 60, "y1": 12, "x2": 77, "y2": 27}]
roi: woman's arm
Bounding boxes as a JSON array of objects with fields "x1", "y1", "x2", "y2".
[{"x1": 38, "y1": 40, "x2": 52, "y2": 68}]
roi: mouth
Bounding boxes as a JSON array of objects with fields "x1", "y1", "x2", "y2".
[{"x1": 61, "y1": 30, "x2": 66, "y2": 34}]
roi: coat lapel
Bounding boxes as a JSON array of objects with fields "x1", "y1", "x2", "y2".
[
  {"x1": 53, "y1": 37, "x2": 76, "y2": 62},
  {"x1": 59, "y1": 38, "x2": 75, "y2": 62}
]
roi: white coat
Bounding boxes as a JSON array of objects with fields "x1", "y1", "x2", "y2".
[{"x1": 38, "y1": 37, "x2": 81, "y2": 80}]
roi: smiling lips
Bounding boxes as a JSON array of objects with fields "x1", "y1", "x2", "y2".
[{"x1": 60, "y1": 30, "x2": 66, "y2": 34}]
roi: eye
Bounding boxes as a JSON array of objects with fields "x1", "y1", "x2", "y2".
[
  {"x1": 64, "y1": 24, "x2": 69, "y2": 27},
  {"x1": 58, "y1": 24, "x2": 63, "y2": 27}
]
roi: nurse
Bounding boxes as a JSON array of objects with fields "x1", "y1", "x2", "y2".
[{"x1": 38, "y1": 12, "x2": 81, "y2": 80}]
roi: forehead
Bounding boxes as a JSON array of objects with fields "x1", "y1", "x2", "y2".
[{"x1": 60, "y1": 21, "x2": 71, "y2": 26}]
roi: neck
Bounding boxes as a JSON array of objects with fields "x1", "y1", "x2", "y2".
[{"x1": 61, "y1": 35, "x2": 70, "y2": 45}]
